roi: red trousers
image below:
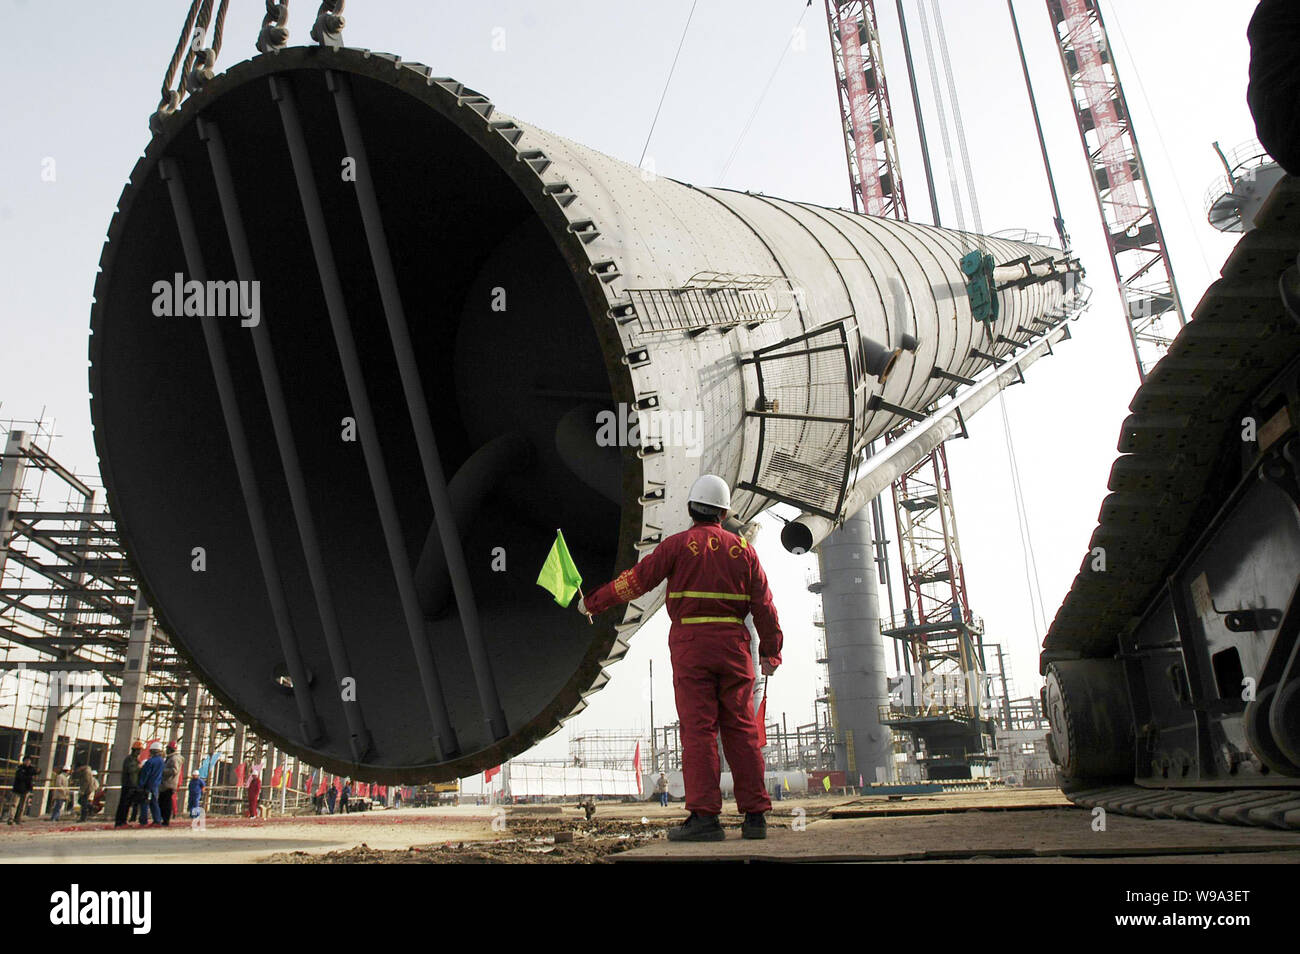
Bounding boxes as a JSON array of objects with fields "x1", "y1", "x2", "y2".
[{"x1": 671, "y1": 628, "x2": 771, "y2": 815}]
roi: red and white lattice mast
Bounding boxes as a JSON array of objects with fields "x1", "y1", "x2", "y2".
[
  {"x1": 1046, "y1": 0, "x2": 1185, "y2": 379},
  {"x1": 825, "y1": 0, "x2": 909, "y2": 218}
]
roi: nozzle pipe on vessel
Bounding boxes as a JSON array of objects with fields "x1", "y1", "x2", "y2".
[{"x1": 780, "y1": 320, "x2": 1072, "y2": 554}]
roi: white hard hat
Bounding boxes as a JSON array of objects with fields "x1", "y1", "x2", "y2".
[
  {"x1": 688, "y1": 474, "x2": 731, "y2": 510},
  {"x1": 149, "y1": 741, "x2": 163, "y2": 752}
]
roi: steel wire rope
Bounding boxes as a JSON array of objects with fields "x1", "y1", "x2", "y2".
[
  {"x1": 923, "y1": 0, "x2": 1050, "y2": 640},
  {"x1": 157, "y1": 0, "x2": 205, "y2": 116},
  {"x1": 1101, "y1": 0, "x2": 1216, "y2": 278},
  {"x1": 1007, "y1": 0, "x2": 1069, "y2": 251},
  {"x1": 637, "y1": 0, "x2": 700, "y2": 170},
  {"x1": 718, "y1": 1, "x2": 816, "y2": 185}
]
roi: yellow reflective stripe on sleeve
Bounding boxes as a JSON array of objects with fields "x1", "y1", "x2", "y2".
[
  {"x1": 680, "y1": 616, "x2": 745, "y2": 625},
  {"x1": 668, "y1": 591, "x2": 750, "y2": 601}
]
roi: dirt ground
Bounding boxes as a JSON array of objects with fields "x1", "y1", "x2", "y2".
[
  {"x1": 4, "y1": 789, "x2": 1298, "y2": 864},
  {"x1": 258, "y1": 807, "x2": 807, "y2": 864},
  {"x1": 263, "y1": 818, "x2": 673, "y2": 864},
  {"x1": 0, "y1": 799, "x2": 786, "y2": 864}
]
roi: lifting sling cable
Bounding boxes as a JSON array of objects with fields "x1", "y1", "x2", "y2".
[
  {"x1": 915, "y1": 0, "x2": 968, "y2": 235},
  {"x1": 930, "y1": 0, "x2": 985, "y2": 243},
  {"x1": 1100, "y1": 0, "x2": 1217, "y2": 277},
  {"x1": 638, "y1": 0, "x2": 700, "y2": 169},
  {"x1": 1007, "y1": 0, "x2": 1070, "y2": 251},
  {"x1": 719, "y1": 2, "x2": 815, "y2": 184},
  {"x1": 895, "y1": 0, "x2": 943, "y2": 227},
  {"x1": 923, "y1": 0, "x2": 1049, "y2": 641}
]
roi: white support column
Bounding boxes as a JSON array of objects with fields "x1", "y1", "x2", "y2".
[
  {"x1": 180, "y1": 678, "x2": 201, "y2": 778},
  {"x1": 108, "y1": 592, "x2": 154, "y2": 814},
  {"x1": 0, "y1": 430, "x2": 31, "y2": 582},
  {"x1": 35, "y1": 684, "x2": 65, "y2": 816}
]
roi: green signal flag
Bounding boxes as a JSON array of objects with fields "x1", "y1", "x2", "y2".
[{"x1": 537, "y1": 529, "x2": 584, "y2": 607}]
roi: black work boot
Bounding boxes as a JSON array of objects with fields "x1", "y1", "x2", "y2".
[
  {"x1": 742, "y1": 812, "x2": 768, "y2": 839},
  {"x1": 667, "y1": 812, "x2": 725, "y2": 842}
]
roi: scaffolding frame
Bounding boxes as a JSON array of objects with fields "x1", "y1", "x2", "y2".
[{"x1": 0, "y1": 426, "x2": 248, "y2": 815}]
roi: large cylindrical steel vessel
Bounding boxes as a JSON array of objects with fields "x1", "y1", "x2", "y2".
[{"x1": 89, "y1": 46, "x2": 1080, "y2": 780}]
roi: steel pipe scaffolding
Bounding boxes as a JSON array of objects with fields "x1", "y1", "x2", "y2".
[{"x1": 88, "y1": 46, "x2": 1085, "y2": 780}]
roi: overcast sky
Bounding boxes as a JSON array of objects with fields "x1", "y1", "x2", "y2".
[{"x1": 0, "y1": 1, "x2": 1262, "y2": 768}]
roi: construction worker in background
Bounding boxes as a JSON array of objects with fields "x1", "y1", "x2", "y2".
[
  {"x1": 89, "y1": 773, "x2": 105, "y2": 815},
  {"x1": 48, "y1": 767, "x2": 71, "y2": 822},
  {"x1": 114, "y1": 740, "x2": 144, "y2": 828},
  {"x1": 187, "y1": 770, "x2": 205, "y2": 819},
  {"x1": 8, "y1": 755, "x2": 36, "y2": 824},
  {"x1": 73, "y1": 762, "x2": 96, "y2": 822},
  {"x1": 246, "y1": 767, "x2": 262, "y2": 819},
  {"x1": 137, "y1": 741, "x2": 165, "y2": 826},
  {"x1": 580, "y1": 475, "x2": 782, "y2": 842},
  {"x1": 159, "y1": 741, "x2": 182, "y2": 826}
]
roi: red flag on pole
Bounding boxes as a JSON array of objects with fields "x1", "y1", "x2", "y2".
[
  {"x1": 484, "y1": 765, "x2": 501, "y2": 784},
  {"x1": 633, "y1": 742, "x2": 642, "y2": 795},
  {"x1": 235, "y1": 763, "x2": 246, "y2": 788},
  {"x1": 315, "y1": 774, "x2": 327, "y2": 797},
  {"x1": 756, "y1": 695, "x2": 768, "y2": 747},
  {"x1": 271, "y1": 765, "x2": 283, "y2": 788}
]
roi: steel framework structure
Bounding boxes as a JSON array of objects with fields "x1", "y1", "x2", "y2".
[
  {"x1": 890, "y1": 442, "x2": 970, "y2": 635},
  {"x1": 1046, "y1": 0, "x2": 1185, "y2": 379},
  {"x1": 884, "y1": 439, "x2": 986, "y2": 702},
  {"x1": 0, "y1": 426, "x2": 252, "y2": 813}
]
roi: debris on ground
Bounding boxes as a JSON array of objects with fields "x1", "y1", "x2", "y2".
[{"x1": 260, "y1": 813, "x2": 782, "y2": 864}]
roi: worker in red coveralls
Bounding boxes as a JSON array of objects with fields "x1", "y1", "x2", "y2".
[
  {"x1": 246, "y1": 768, "x2": 262, "y2": 819},
  {"x1": 579, "y1": 475, "x2": 782, "y2": 842}
]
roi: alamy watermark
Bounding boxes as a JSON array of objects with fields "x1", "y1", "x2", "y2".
[
  {"x1": 49, "y1": 884, "x2": 151, "y2": 934},
  {"x1": 890, "y1": 670, "x2": 997, "y2": 712},
  {"x1": 595, "y1": 403, "x2": 705, "y2": 458},
  {"x1": 151, "y1": 273, "x2": 261, "y2": 327},
  {"x1": 0, "y1": 667, "x2": 110, "y2": 708}
]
